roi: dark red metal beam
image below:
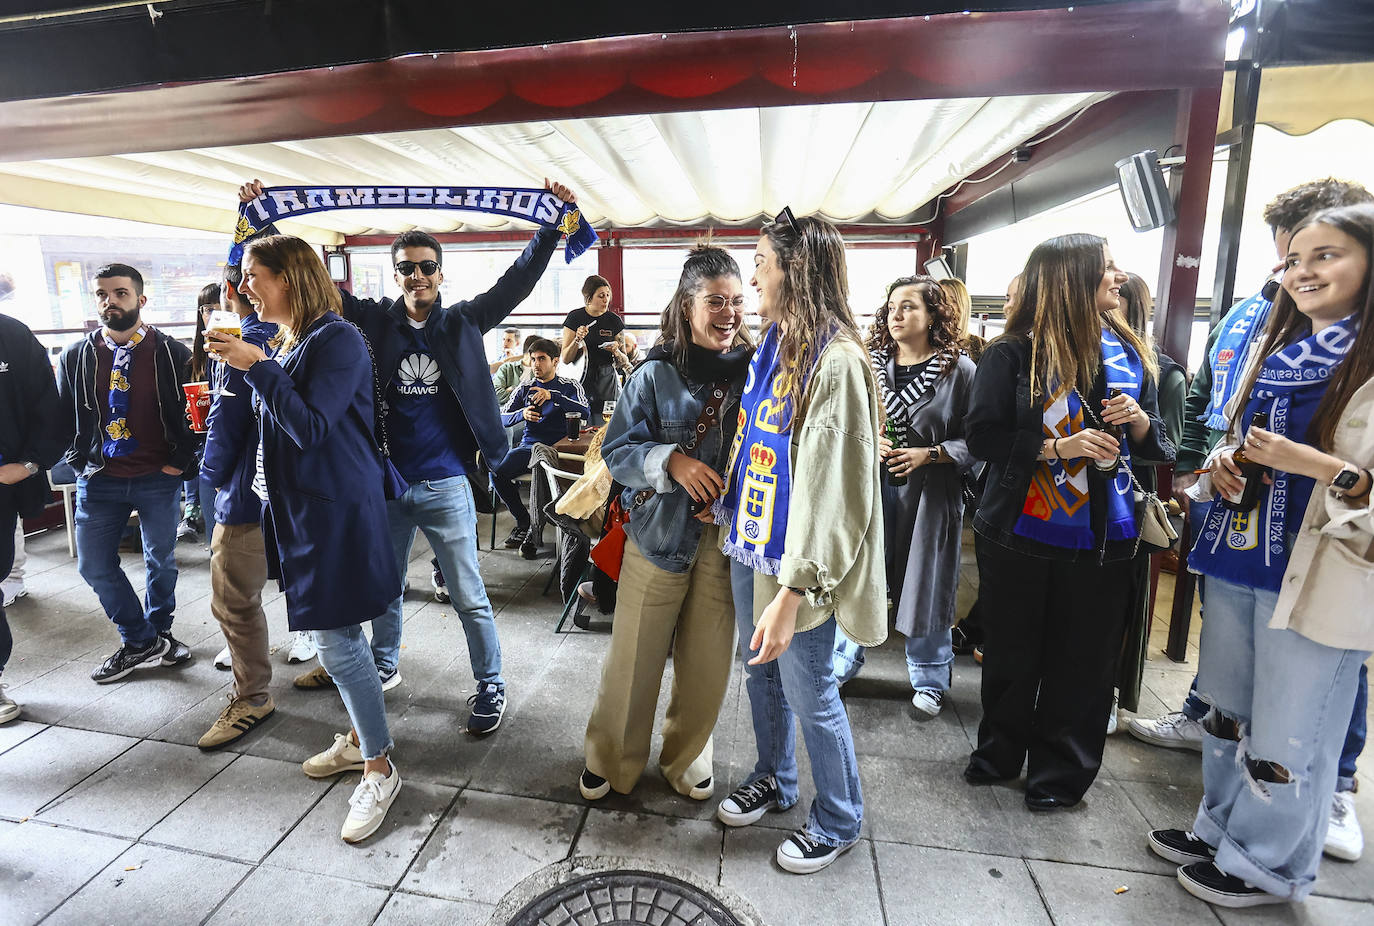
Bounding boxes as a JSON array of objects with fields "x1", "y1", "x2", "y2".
[
  {"x1": 0, "y1": 1, "x2": 1228, "y2": 162},
  {"x1": 339, "y1": 224, "x2": 931, "y2": 248}
]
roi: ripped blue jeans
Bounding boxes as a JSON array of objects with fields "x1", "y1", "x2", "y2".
[{"x1": 1192, "y1": 577, "x2": 1369, "y2": 901}]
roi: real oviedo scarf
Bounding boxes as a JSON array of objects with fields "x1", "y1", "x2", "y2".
[
  {"x1": 1192, "y1": 313, "x2": 1359, "y2": 591},
  {"x1": 1012, "y1": 327, "x2": 1143, "y2": 550},
  {"x1": 1206, "y1": 288, "x2": 1273, "y2": 431},
  {"x1": 101, "y1": 325, "x2": 147, "y2": 459},
  {"x1": 720, "y1": 325, "x2": 827, "y2": 575}
]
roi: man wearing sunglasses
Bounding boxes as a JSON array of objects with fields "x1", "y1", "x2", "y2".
[{"x1": 236, "y1": 177, "x2": 577, "y2": 738}]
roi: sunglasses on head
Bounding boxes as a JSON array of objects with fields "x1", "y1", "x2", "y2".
[
  {"x1": 770, "y1": 205, "x2": 801, "y2": 237},
  {"x1": 395, "y1": 260, "x2": 440, "y2": 276}
]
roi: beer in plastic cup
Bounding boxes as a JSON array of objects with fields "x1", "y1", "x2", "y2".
[{"x1": 207, "y1": 309, "x2": 241, "y2": 340}]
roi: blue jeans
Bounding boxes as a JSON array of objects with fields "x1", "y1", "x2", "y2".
[
  {"x1": 731, "y1": 560, "x2": 863, "y2": 847},
  {"x1": 1192, "y1": 577, "x2": 1369, "y2": 900},
  {"x1": 373, "y1": 475, "x2": 503, "y2": 685},
  {"x1": 1338, "y1": 663, "x2": 1368, "y2": 793},
  {"x1": 75, "y1": 472, "x2": 182, "y2": 648},
  {"x1": 832, "y1": 627, "x2": 953, "y2": 692},
  {"x1": 313, "y1": 625, "x2": 393, "y2": 760}
]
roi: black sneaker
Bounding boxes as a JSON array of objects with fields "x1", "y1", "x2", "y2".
[
  {"x1": 503, "y1": 525, "x2": 529, "y2": 549},
  {"x1": 1177, "y1": 861, "x2": 1284, "y2": 908},
  {"x1": 1148, "y1": 828, "x2": 1216, "y2": 865},
  {"x1": 717, "y1": 776, "x2": 781, "y2": 826},
  {"x1": 466, "y1": 681, "x2": 506, "y2": 735},
  {"x1": 579, "y1": 767, "x2": 610, "y2": 801},
  {"x1": 159, "y1": 631, "x2": 192, "y2": 666},
  {"x1": 91, "y1": 636, "x2": 170, "y2": 684},
  {"x1": 776, "y1": 830, "x2": 854, "y2": 874},
  {"x1": 520, "y1": 536, "x2": 539, "y2": 560}
]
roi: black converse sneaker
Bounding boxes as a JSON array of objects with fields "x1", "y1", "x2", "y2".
[
  {"x1": 717, "y1": 776, "x2": 782, "y2": 826},
  {"x1": 776, "y1": 830, "x2": 855, "y2": 874},
  {"x1": 1177, "y1": 861, "x2": 1284, "y2": 908},
  {"x1": 1147, "y1": 829, "x2": 1216, "y2": 865},
  {"x1": 91, "y1": 636, "x2": 170, "y2": 684},
  {"x1": 579, "y1": 768, "x2": 610, "y2": 801},
  {"x1": 159, "y1": 631, "x2": 192, "y2": 666}
]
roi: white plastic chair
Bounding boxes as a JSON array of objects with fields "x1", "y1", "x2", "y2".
[{"x1": 48, "y1": 471, "x2": 77, "y2": 558}]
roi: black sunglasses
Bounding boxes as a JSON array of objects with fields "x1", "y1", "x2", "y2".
[
  {"x1": 395, "y1": 260, "x2": 440, "y2": 276},
  {"x1": 770, "y1": 205, "x2": 801, "y2": 237}
]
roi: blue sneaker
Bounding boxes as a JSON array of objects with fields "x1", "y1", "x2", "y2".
[{"x1": 467, "y1": 682, "x2": 506, "y2": 735}]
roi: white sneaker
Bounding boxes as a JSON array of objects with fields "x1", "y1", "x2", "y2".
[
  {"x1": 341, "y1": 764, "x2": 402, "y2": 843},
  {"x1": 0, "y1": 684, "x2": 19, "y2": 724},
  {"x1": 1127, "y1": 710, "x2": 1204, "y2": 751},
  {"x1": 1325, "y1": 790, "x2": 1364, "y2": 861},
  {"x1": 213, "y1": 646, "x2": 232, "y2": 670},
  {"x1": 286, "y1": 631, "x2": 316, "y2": 663},
  {"x1": 911, "y1": 688, "x2": 944, "y2": 717},
  {"x1": 1106, "y1": 691, "x2": 1119, "y2": 735},
  {"x1": 1, "y1": 580, "x2": 26, "y2": 608},
  {"x1": 776, "y1": 830, "x2": 855, "y2": 874},
  {"x1": 303, "y1": 732, "x2": 366, "y2": 779},
  {"x1": 379, "y1": 669, "x2": 403, "y2": 693}
]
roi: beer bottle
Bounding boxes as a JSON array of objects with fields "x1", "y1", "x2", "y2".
[
  {"x1": 1092, "y1": 388, "x2": 1126, "y2": 471},
  {"x1": 885, "y1": 420, "x2": 907, "y2": 487},
  {"x1": 1221, "y1": 410, "x2": 1272, "y2": 512}
]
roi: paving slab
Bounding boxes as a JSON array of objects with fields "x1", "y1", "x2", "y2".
[
  {"x1": 875, "y1": 842, "x2": 1052, "y2": 926},
  {"x1": 374, "y1": 891, "x2": 494, "y2": 926},
  {"x1": 574, "y1": 808, "x2": 724, "y2": 885},
  {"x1": 844, "y1": 692, "x2": 976, "y2": 763},
  {"x1": 1101, "y1": 729, "x2": 1205, "y2": 786},
  {"x1": 1029, "y1": 859, "x2": 1220, "y2": 926},
  {"x1": 721, "y1": 828, "x2": 883, "y2": 926},
  {"x1": 463, "y1": 715, "x2": 591, "y2": 804},
  {"x1": 0, "y1": 725, "x2": 136, "y2": 818},
  {"x1": 1121, "y1": 780, "x2": 1205, "y2": 832},
  {"x1": 5, "y1": 657, "x2": 125, "y2": 724},
  {"x1": 266, "y1": 776, "x2": 454, "y2": 887},
  {"x1": 59, "y1": 664, "x2": 229, "y2": 740},
  {"x1": 206, "y1": 865, "x2": 390, "y2": 926},
  {"x1": 0, "y1": 821, "x2": 130, "y2": 926},
  {"x1": 43, "y1": 842, "x2": 250, "y2": 926},
  {"x1": 403, "y1": 790, "x2": 582, "y2": 904},
  {"x1": 1212, "y1": 895, "x2": 1374, "y2": 925},
  {"x1": 861, "y1": 755, "x2": 1009, "y2": 853},
  {"x1": 34, "y1": 738, "x2": 235, "y2": 838},
  {"x1": 144, "y1": 753, "x2": 331, "y2": 862},
  {"x1": 384, "y1": 700, "x2": 477, "y2": 789},
  {"x1": 0, "y1": 651, "x2": 64, "y2": 688},
  {"x1": 0, "y1": 718, "x2": 46, "y2": 756},
  {"x1": 991, "y1": 776, "x2": 1177, "y2": 875}
]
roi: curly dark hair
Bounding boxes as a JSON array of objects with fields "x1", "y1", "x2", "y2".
[
  {"x1": 865, "y1": 275, "x2": 961, "y2": 378},
  {"x1": 1262, "y1": 178, "x2": 1372, "y2": 234}
]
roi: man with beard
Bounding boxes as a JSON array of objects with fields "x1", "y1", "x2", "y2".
[{"x1": 57, "y1": 263, "x2": 199, "y2": 682}]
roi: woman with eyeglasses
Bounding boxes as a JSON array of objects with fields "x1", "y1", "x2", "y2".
[
  {"x1": 207, "y1": 235, "x2": 404, "y2": 845},
  {"x1": 963, "y1": 234, "x2": 1172, "y2": 810},
  {"x1": 1149, "y1": 204, "x2": 1374, "y2": 908},
  {"x1": 831, "y1": 276, "x2": 978, "y2": 718},
  {"x1": 179, "y1": 284, "x2": 220, "y2": 542},
  {"x1": 578, "y1": 243, "x2": 754, "y2": 805},
  {"x1": 715, "y1": 210, "x2": 885, "y2": 874},
  {"x1": 562, "y1": 275, "x2": 628, "y2": 426}
]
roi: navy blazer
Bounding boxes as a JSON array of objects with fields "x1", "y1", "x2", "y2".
[
  {"x1": 200, "y1": 311, "x2": 278, "y2": 526},
  {"x1": 245, "y1": 313, "x2": 400, "y2": 631},
  {"x1": 337, "y1": 226, "x2": 559, "y2": 472}
]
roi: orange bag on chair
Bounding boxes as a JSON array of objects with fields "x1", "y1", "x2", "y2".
[{"x1": 589, "y1": 495, "x2": 630, "y2": 581}]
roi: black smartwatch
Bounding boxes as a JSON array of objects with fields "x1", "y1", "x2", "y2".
[{"x1": 1330, "y1": 464, "x2": 1361, "y2": 495}]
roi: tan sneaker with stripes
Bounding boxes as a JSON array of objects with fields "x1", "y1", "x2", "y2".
[
  {"x1": 198, "y1": 695, "x2": 276, "y2": 750},
  {"x1": 293, "y1": 664, "x2": 336, "y2": 690}
]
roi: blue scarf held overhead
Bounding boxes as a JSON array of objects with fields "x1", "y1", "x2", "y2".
[
  {"x1": 228, "y1": 185, "x2": 598, "y2": 266},
  {"x1": 102, "y1": 326, "x2": 146, "y2": 459},
  {"x1": 719, "y1": 325, "x2": 827, "y2": 575},
  {"x1": 1205, "y1": 289, "x2": 1273, "y2": 431},
  {"x1": 1192, "y1": 313, "x2": 1359, "y2": 591},
  {"x1": 1012, "y1": 327, "x2": 1143, "y2": 550}
]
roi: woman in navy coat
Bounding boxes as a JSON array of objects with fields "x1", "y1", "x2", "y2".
[{"x1": 208, "y1": 235, "x2": 403, "y2": 845}]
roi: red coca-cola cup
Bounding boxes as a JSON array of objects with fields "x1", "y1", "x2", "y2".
[{"x1": 183, "y1": 381, "x2": 211, "y2": 433}]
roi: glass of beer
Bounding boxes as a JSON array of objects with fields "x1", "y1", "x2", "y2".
[{"x1": 206, "y1": 309, "x2": 242, "y2": 395}]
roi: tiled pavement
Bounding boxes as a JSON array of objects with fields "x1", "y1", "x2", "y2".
[{"x1": 2, "y1": 519, "x2": 1372, "y2": 926}]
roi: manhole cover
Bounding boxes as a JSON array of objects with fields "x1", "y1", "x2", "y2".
[
  {"x1": 508, "y1": 870, "x2": 745, "y2": 926},
  {"x1": 493, "y1": 856, "x2": 763, "y2": 926}
]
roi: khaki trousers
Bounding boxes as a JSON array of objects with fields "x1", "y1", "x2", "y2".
[
  {"x1": 210, "y1": 522, "x2": 272, "y2": 705},
  {"x1": 583, "y1": 523, "x2": 736, "y2": 795}
]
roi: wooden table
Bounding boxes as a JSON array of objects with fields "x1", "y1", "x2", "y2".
[{"x1": 552, "y1": 432, "x2": 596, "y2": 475}]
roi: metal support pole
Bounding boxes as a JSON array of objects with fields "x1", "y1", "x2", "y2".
[{"x1": 596, "y1": 238, "x2": 625, "y2": 315}]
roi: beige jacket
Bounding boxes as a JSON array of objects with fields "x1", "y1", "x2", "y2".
[
  {"x1": 743, "y1": 337, "x2": 888, "y2": 647},
  {"x1": 1271, "y1": 377, "x2": 1374, "y2": 652}
]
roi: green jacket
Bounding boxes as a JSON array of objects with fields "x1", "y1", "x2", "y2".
[
  {"x1": 1176, "y1": 323, "x2": 1224, "y2": 472},
  {"x1": 492, "y1": 356, "x2": 527, "y2": 406},
  {"x1": 741, "y1": 337, "x2": 888, "y2": 647}
]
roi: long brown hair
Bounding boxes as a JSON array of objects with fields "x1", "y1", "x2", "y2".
[
  {"x1": 242, "y1": 235, "x2": 342, "y2": 352},
  {"x1": 1229, "y1": 204, "x2": 1374, "y2": 450},
  {"x1": 866, "y1": 275, "x2": 960, "y2": 380},
  {"x1": 659, "y1": 241, "x2": 754, "y2": 375},
  {"x1": 189, "y1": 282, "x2": 218, "y2": 381},
  {"x1": 759, "y1": 215, "x2": 863, "y2": 420},
  {"x1": 1003, "y1": 234, "x2": 1156, "y2": 399}
]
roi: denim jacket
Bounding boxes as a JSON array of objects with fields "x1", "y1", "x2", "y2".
[{"x1": 601, "y1": 354, "x2": 745, "y2": 573}]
